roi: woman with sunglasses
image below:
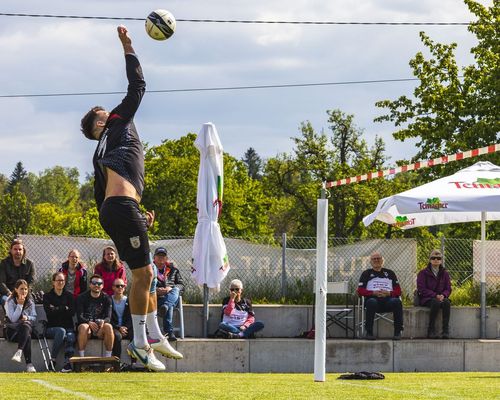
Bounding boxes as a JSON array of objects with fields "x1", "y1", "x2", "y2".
[
  {"x1": 416, "y1": 250, "x2": 452, "y2": 339},
  {"x1": 218, "y1": 279, "x2": 264, "y2": 339},
  {"x1": 110, "y1": 278, "x2": 133, "y2": 360}
]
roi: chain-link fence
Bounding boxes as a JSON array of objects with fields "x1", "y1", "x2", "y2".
[{"x1": 0, "y1": 233, "x2": 498, "y2": 305}]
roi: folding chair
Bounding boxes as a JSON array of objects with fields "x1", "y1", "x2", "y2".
[
  {"x1": 325, "y1": 281, "x2": 356, "y2": 338},
  {"x1": 357, "y1": 296, "x2": 395, "y2": 337},
  {"x1": 172, "y1": 295, "x2": 185, "y2": 339},
  {"x1": 33, "y1": 308, "x2": 55, "y2": 372}
]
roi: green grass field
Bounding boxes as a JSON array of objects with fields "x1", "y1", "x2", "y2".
[{"x1": 0, "y1": 372, "x2": 498, "y2": 400}]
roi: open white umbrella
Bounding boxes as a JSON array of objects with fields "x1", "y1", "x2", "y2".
[
  {"x1": 363, "y1": 161, "x2": 500, "y2": 338},
  {"x1": 192, "y1": 122, "x2": 230, "y2": 289}
]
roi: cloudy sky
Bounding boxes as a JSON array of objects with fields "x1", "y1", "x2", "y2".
[{"x1": 0, "y1": 0, "x2": 490, "y2": 181}]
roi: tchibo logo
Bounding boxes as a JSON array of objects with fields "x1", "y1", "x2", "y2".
[
  {"x1": 393, "y1": 216, "x2": 416, "y2": 228},
  {"x1": 418, "y1": 198, "x2": 449, "y2": 210},
  {"x1": 450, "y1": 177, "x2": 500, "y2": 189}
]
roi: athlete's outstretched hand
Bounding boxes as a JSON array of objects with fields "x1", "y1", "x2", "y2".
[
  {"x1": 117, "y1": 25, "x2": 134, "y2": 54},
  {"x1": 145, "y1": 210, "x2": 155, "y2": 230}
]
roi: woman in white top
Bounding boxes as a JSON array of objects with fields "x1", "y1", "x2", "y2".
[{"x1": 5, "y1": 279, "x2": 37, "y2": 372}]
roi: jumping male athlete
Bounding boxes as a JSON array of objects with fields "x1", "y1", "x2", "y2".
[{"x1": 80, "y1": 25, "x2": 182, "y2": 371}]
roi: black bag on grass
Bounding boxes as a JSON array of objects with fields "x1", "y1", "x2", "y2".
[{"x1": 338, "y1": 371, "x2": 385, "y2": 380}]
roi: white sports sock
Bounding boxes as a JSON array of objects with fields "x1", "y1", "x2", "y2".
[
  {"x1": 104, "y1": 350, "x2": 112, "y2": 357},
  {"x1": 132, "y1": 314, "x2": 148, "y2": 348},
  {"x1": 146, "y1": 311, "x2": 164, "y2": 340},
  {"x1": 79, "y1": 350, "x2": 85, "y2": 357}
]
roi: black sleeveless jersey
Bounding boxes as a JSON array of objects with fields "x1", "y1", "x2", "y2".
[{"x1": 92, "y1": 54, "x2": 146, "y2": 210}]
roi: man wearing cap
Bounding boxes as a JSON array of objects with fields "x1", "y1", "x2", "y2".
[{"x1": 153, "y1": 247, "x2": 184, "y2": 341}]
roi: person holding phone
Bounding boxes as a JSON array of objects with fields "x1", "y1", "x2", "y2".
[{"x1": 218, "y1": 279, "x2": 264, "y2": 339}]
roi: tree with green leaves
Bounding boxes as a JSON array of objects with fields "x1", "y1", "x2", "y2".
[
  {"x1": 263, "y1": 109, "x2": 401, "y2": 238},
  {"x1": 7, "y1": 161, "x2": 28, "y2": 193},
  {"x1": 0, "y1": 185, "x2": 32, "y2": 235},
  {"x1": 143, "y1": 133, "x2": 274, "y2": 237},
  {"x1": 242, "y1": 147, "x2": 263, "y2": 180},
  {"x1": 375, "y1": 0, "x2": 499, "y2": 168},
  {"x1": 67, "y1": 207, "x2": 107, "y2": 238},
  {"x1": 33, "y1": 166, "x2": 81, "y2": 213},
  {"x1": 0, "y1": 173, "x2": 8, "y2": 196}
]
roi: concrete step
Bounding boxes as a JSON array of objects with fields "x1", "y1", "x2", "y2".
[{"x1": 0, "y1": 337, "x2": 498, "y2": 373}]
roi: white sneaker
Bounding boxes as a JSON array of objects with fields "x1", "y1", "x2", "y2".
[
  {"x1": 11, "y1": 349, "x2": 22, "y2": 363},
  {"x1": 127, "y1": 343, "x2": 166, "y2": 372},
  {"x1": 149, "y1": 336, "x2": 183, "y2": 360},
  {"x1": 26, "y1": 363, "x2": 36, "y2": 373}
]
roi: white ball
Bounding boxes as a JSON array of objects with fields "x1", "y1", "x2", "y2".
[{"x1": 145, "y1": 9, "x2": 176, "y2": 41}]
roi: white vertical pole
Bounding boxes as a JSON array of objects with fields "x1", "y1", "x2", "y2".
[
  {"x1": 480, "y1": 211, "x2": 486, "y2": 338},
  {"x1": 314, "y1": 197, "x2": 328, "y2": 382}
]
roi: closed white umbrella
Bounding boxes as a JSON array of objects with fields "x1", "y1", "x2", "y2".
[
  {"x1": 192, "y1": 122, "x2": 230, "y2": 289},
  {"x1": 363, "y1": 161, "x2": 500, "y2": 338}
]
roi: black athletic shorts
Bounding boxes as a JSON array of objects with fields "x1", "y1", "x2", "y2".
[{"x1": 99, "y1": 196, "x2": 151, "y2": 269}]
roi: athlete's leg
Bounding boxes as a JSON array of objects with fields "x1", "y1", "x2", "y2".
[{"x1": 129, "y1": 265, "x2": 154, "y2": 348}]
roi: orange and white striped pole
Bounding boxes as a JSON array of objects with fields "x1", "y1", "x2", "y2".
[{"x1": 326, "y1": 143, "x2": 500, "y2": 188}]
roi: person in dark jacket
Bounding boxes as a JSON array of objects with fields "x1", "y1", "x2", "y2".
[
  {"x1": 43, "y1": 272, "x2": 76, "y2": 372},
  {"x1": 357, "y1": 252, "x2": 403, "y2": 340},
  {"x1": 110, "y1": 278, "x2": 133, "y2": 359},
  {"x1": 76, "y1": 274, "x2": 114, "y2": 357},
  {"x1": 0, "y1": 238, "x2": 35, "y2": 305},
  {"x1": 417, "y1": 249, "x2": 452, "y2": 339},
  {"x1": 79, "y1": 25, "x2": 181, "y2": 370},
  {"x1": 59, "y1": 249, "x2": 88, "y2": 299},
  {"x1": 153, "y1": 247, "x2": 184, "y2": 340}
]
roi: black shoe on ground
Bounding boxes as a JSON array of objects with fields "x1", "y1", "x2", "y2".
[
  {"x1": 227, "y1": 332, "x2": 241, "y2": 339},
  {"x1": 441, "y1": 331, "x2": 450, "y2": 339},
  {"x1": 61, "y1": 362, "x2": 72, "y2": 373},
  {"x1": 393, "y1": 333, "x2": 402, "y2": 340},
  {"x1": 364, "y1": 333, "x2": 376, "y2": 340},
  {"x1": 167, "y1": 333, "x2": 177, "y2": 342}
]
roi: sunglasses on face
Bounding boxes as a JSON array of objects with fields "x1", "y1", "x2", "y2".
[
  {"x1": 430, "y1": 256, "x2": 442, "y2": 260},
  {"x1": 230, "y1": 288, "x2": 241, "y2": 292},
  {"x1": 114, "y1": 284, "x2": 125, "y2": 288},
  {"x1": 91, "y1": 281, "x2": 103, "y2": 286}
]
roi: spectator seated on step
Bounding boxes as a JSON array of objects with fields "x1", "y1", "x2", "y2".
[
  {"x1": 43, "y1": 271, "x2": 76, "y2": 372},
  {"x1": 5, "y1": 279, "x2": 37, "y2": 372},
  {"x1": 110, "y1": 278, "x2": 133, "y2": 360},
  {"x1": 153, "y1": 247, "x2": 184, "y2": 341},
  {"x1": 59, "y1": 249, "x2": 88, "y2": 300},
  {"x1": 76, "y1": 274, "x2": 114, "y2": 358},
  {"x1": 218, "y1": 279, "x2": 264, "y2": 339},
  {"x1": 357, "y1": 252, "x2": 404, "y2": 340},
  {"x1": 93, "y1": 246, "x2": 127, "y2": 297}
]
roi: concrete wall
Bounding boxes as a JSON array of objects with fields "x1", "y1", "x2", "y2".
[
  {"x1": 181, "y1": 305, "x2": 500, "y2": 339},
  {"x1": 1, "y1": 336, "x2": 499, "y2": 373}
]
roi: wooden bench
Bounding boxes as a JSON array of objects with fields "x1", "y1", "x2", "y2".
[{"x1": 69, "y1": 356, "x2": 120, "y2": 372}]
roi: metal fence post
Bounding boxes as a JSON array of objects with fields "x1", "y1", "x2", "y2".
[
  {"x1": 441, "y1": 236, "x2": 445, "y2": 268},
  {"x1": 281, "y1": 232, "x2": 287, "y2": 299}
]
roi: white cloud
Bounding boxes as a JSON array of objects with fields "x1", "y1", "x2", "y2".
[{"x1": 0, "y1": 0, "x2": 493, "y2": 179}]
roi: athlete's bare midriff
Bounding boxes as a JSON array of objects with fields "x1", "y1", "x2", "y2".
[{"x1": 105, "y1": 167, "x2": 141, "y2": 203}]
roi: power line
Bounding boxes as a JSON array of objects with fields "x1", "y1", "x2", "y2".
[
  {"x1": 0, "y1": 12, "x2": 473, "y2": 26},
  {"x1": 0, "y1": 77, "x2": 422, "y2": 99}
]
